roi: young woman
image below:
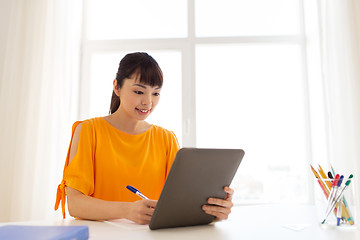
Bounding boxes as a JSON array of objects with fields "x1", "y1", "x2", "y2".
[{"x1": 55, "y1": 52, "x2": 234, "y2": 224}]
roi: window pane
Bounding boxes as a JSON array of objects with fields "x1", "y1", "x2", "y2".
[
  {"x1": 87, "y1": 0, "x2": 187, "y2": 40},
  {"x1": 195, "y1": 0, "x2": 301, "y2": 37},
  {"x1": 196, "y1": 44, "x2": 309, "y2": 204},
  {"x1": 88, "y1": 51, "x2": 182, "y2": 142}
]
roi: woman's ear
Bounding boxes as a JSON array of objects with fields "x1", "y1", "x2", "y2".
[{"x1": 113, "y1": 79, "x2": 120, "y2": 96}]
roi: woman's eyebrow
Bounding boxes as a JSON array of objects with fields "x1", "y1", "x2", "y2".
[
  {"x1": 133, "y1": 83, "x2": 161, "y2": 90},
  {"x1": 133, "y1": 83, "x2": 146, "y2": 89}
]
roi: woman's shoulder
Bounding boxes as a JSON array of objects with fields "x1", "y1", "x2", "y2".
[
  {"x1": 75, "y1": 117, "x2": 104, "y2": 125},
  {"x1": 71, "y1": 117, "x2": 104, "y2": 131},
  {"x1": 151, "y1": 124, "x2": 171, "y2": 133},
  {"x1": 151, "y1": 125, "x2": 177, "y2": 139},
  {"x1": 151, "y1": 125, "x2": 180, "y2": 149}
]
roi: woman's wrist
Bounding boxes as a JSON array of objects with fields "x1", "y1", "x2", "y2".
[{"x1": 118, "y1": 201, "x2": 131, "y2": 220}]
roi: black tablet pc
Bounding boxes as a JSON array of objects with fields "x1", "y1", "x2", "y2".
[{"x1": 149, "y1": 148, "x2": 245, "y2": 230}]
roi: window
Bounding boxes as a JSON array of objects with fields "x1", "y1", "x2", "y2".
[
  {"x1": 196, "y1": 44, "x2": 308, "y2": 203},
  {"x1": 195, "y1": 0, "x2": 301, "y2": 37},
  {"x1": 81, "y1": 0, "x2": 310, "y2": 204},
  {"x1": 87, "y1": 0, "x2": 187, "y2": 39}
]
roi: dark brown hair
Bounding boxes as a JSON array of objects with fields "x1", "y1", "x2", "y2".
[{"x1": 109, "y1": 52, "x2": 163, "y2": 114}]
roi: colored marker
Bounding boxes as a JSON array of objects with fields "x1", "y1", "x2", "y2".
[
  {"x1": 329, "y1": 167, "x2": 355, "y2": 224},
  {"x1": 310, "y1": 165, "x2": 338, "y2": 221},
  {"x1": 328, "y1": 175, "x2": 344, "y2": 210},
  {"x1": 325, "y1": 174, "x2": 340, "y2": 213},
  {"x1": 322, "y1": 176, "x2": 352, "y2": 224},
  {"x1": 339, "y1": 174, "x2": 354, "y2": 224}
]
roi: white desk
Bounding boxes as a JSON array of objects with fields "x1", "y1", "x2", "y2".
[{"x1": 2, "y1": 204, "x2": 360, "y2": 240}]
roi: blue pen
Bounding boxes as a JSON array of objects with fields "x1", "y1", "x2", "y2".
[
  {"x1": 330, "y1": 175, "x2": 344, "y2": 206},
  {"x1": 126, "y1": 185, "x2": 149, "y2": 200},
  {"x1": 337, "y1": 198, "x2": 343, "y2": 226}
]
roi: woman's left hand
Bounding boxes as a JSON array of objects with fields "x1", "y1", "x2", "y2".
[{"x1": 202, "y1": 186, "x2": 234, "y2": 221}]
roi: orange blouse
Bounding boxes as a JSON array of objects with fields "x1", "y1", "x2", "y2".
[{"x1": 55, "y1": 117, "x2": 180, "y2": 218}]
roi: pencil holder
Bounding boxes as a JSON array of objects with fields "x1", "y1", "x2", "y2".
[{"x1": 314, "y1": 177, "x2": 358, "y2": 228}]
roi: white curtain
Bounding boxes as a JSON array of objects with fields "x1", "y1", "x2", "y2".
[
  {"x1": 315, "y1": 0, "x2": 360, "y2": 210},
  {"x1": 0, "y1": 0, "x2": 81, "y2": 221}
]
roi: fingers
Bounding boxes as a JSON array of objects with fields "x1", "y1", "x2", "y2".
[
  {"x1": 140, "y1": 199, "x2": 157, "y2": 215},
  {"x1": 224, "y1": 186, "x2": 234, "y2": 200},
  {"x1": 202, "y1": 187, "x2": 235, "y2": 221},
  {"x1": 145, "y1": 199, "x2": 157, "y2": 209},
  {"x1": 202, "y1": 205, "x2": 231, "y2": 220},
  {"x1": 142, "y1": 200, "x2": 157, "y2": 215},
  {"x1": 129, "y1": 199, "x2": 157, "y2": 224}
]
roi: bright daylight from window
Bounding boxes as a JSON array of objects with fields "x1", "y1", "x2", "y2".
[{"x1": 84, "y1": 0, "x2": 310, "y2": 205}]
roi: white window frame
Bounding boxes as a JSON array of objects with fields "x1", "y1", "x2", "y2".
[
  {"x1": 79, "y1": 1, "x2": 313, "y2": 201},
  {"x1": 80, "y1": 0, "x2": 309, "y2": 148}
]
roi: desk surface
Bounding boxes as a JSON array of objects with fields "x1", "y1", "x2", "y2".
[{"x1": 2, "y1": 204, "x2": 360, "y2": 240}]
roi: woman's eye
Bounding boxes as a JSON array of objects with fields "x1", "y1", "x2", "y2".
[
  {"x1": 134, "y1": 91, "x2": 143, "y2": 95},
  {"x1": 153, "y1": 93, "x2": 160, "y2": 96}
]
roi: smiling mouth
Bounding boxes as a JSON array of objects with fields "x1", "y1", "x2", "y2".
[{"x1": 136, "y1": 108, "x2": 151, "y2": 113}]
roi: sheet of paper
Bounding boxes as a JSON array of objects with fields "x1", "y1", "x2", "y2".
[
  {"x1": 282, "y1": 224, "x2": 310, "y2": 231},
  {"x1": 104, "y1": 219, "x2": 149, "y2": 231}
]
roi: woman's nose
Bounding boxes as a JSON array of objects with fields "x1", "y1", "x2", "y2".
[{"x1": 141, "y1": 95, "x2": 152, "y2": 107}]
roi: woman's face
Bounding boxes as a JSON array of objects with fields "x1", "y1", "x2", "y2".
[{"x1": 115, "y1": 73, "x2": 161, "y2": 121}]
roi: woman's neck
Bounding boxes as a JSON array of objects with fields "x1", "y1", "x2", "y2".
[{"x1": 104, "y1": 110, "x2": 151, "y2": 135}]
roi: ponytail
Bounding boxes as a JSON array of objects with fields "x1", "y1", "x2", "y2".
[{"x1": 109, "y1": 90, "x2": 120, "y2": 114}]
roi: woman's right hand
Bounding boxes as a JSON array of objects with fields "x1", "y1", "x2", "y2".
[{"x1": 126, "y1": 199, "x2": 157, "y2": 224}]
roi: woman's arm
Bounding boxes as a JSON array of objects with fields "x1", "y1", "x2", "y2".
[
  {"x1": 66, "y1": 187, "x2": 156, "y2": 224},
  {"x1": 66, "y1": 123, "x2": 157, "y2": 224},
  {"x1": 202, "y1": 186, "x2": 234, "y2": 221}
]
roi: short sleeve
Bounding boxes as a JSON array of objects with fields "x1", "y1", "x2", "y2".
[{"x1": 63, "y1": 120, "x2": 96, "y2": 196}]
